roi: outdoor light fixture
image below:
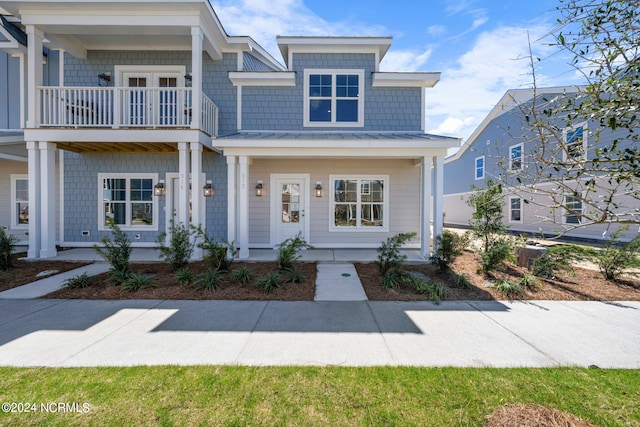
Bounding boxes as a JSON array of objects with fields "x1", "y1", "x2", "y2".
[
  {"x1": 315, "y1": 181, "x2": 323, "y2": 197},
  {"x1": 97, "y1": 72, "x2": 111, "y2": 86},
  {"x1": 203, "y1": 181, "x2": 214, "y2": 197},
  {"x1": 255, "y1": 180, "x2": 263, "y2": 197},
  {"x1": 185, "y1": 73, "x2": 192, "y2": 87},
  {"x1": 154, "y1": 181, "x2": 166, "y2": 196}
]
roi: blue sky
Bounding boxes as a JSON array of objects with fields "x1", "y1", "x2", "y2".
[{"x1": 211, "y1": 0, "x2": 584, "y2": 143}]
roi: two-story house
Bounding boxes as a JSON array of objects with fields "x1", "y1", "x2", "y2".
[{"x1": 2, "y1": 0, "x2": 459, "y2": 259}]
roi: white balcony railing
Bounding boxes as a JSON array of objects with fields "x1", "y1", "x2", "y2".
[{"x1": 38, "y1": 86, "x2": 218, "y2": 136}]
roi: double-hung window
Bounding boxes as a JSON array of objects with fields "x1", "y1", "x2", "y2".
[
  {"x1": 509, "y1": 196, "x2": 522, "y2": 223},
  {"x1": 509, "y1": 143, "x2": 523, "y2": 171},
  {"x1": 304, "y1": 69, "x2": 364, "y2": 127},
  {"x1": 564, "y1": 123, "x2": 587, "y2": 161},
  {"x1": 564, "y1": 194, "x2": 583, "y2": 225},
  {"x1": 475, "y1": 156, "x2": 485, "y2": 180},
  {"x1": 99, "y1": 174, "x2": 158, "y2": 230},
  {"x1": 11, "y1": 175, "x2": 29, "y2": 228},
  {"x1": 331, "y1": 175, "x2": 388, "y2": 231}
]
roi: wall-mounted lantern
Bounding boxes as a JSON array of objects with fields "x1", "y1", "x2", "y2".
[
  {"x1": 98, "y1": 72, "x2": 111, "y2": 87},
  {"x1": 204, "y1": 181, "x2": 215, "y2": 197},
  {"x1": 315, "y1": 181, "x2": 323, "y2": 198},
  {"x1": 255, "y1": 180, "x2": 263, "y2": 197},
  {"x1": 185, "y1": 72, "x2": 192, "y2": 87},
  {"x1": 154, "y1": 181, "x2": 166, "y2": 196}
]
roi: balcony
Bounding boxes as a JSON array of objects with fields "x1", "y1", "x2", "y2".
[{"x1": 37, "y1": 87, "x2": 218, "y2": 137}]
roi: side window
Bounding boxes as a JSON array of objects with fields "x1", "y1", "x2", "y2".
[
  {"x1": 564, "y1": 124, "x2": 587, "y2": 161},
  {"x1": 509, "y1": 197, "x2": 522, "y2": 223},
  {"x1": 475, "y1": 156, "x2": 485, "y2": 180},
  {"x1": 509, "y1": 144, "x2": 523, "y2": 171},
  {"x1": 564, "y1": 194, "x2": 583, "y2": 225},
  {"x1": 305, "y1": 69, "x2": 364, "y2": 127}
]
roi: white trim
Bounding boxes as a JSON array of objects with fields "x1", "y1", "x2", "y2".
[
  {"x1": 97, "y1": 173, "x2": 159, "y2": 232},
  {"x1": 10, "y1": 174, "x2": 28, "y2": 229},
  {"x1": 229, "y1": 71, "x2": 296, "y2": 86},
  {"x1": 269, "y1": 174, "x2": 311, "y2": 247},
  {"x1": 236, "y1": 85, "x2": 242, "y2": 131},
  {"x1": 372, "y1": 72, "x2": 440, "y2": 88},
  {"x1": 59, "y1": 149, "x2": 64, "y2": 247},
  {"x1": 508, "y1": 196, "x2": 523, "y2": 224},
  {"x1": 509, "y1": 143, "x2": 523, "y2": 171},
  {"x1": 165, "y1": 171, "x2": 207, "y2": 242},
  {"x1": 329, "y1": 175, "x2": 389, "y2": 232},
  {"x1": 114, "y1": 65, "x2": 186, "y2": 88},
  {"x1": 563, "y1": 121, "x2": 588, "y2": 162},
  {"x1": 303, "y1": 69, "x2": 365, "y2": 128},
  {"x1": 475, "y1": 155, "x2": 485, "y2": 180}
]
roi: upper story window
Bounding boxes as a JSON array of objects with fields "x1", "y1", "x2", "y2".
[
  {"x1": 475, "y1": 156, "x2": 485, "y2": 180},
  {"x1": 304, "y1": 69, "x2": 364, "y2": 127},
  {"x1": 509, "y1": 143, "x2": 523, "y2": 171},
  {"x1": 564, "y1": 123, "x2": 587, "y2": 161}
]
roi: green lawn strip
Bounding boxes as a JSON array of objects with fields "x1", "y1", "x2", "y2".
[{"x1": 0, "y1": 366, "x2": 637, "y2": 426}]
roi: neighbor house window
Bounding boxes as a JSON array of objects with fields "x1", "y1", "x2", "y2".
[
  {"x1": 304, "y1": 69, "x2": 364, "y2": 127},
  {"x1": 509, "y1": 144, "x2": 523, "y2": 171},
  {"x1": 11, "y1": 175, "x2": 28, "y2": 228},
  {"x1": 99, "y1": 174, "x2": 158, "y2": 230},
  {"x1": 475, "y1": 156, "x2": 485, "y2": 180},
  {"x1": 564, "y1": 194, "x2": 583, "y2": 225},
  {"x1": 564, "y1": 123, "x2": 587, "y2": 161},
  {"x1": 509, "y1": 196, "x2": 522, "y2": 223},
  {"x1": 331, "y1": 176, "x2": 388, "y2": 231}
]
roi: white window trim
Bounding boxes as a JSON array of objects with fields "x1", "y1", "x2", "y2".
[
  {"x1": 562, "y1": 122, "x2": 588, "y2": 162},
  {"x1": 475, "y1": 155, "x2": 485, "y2": 180},
  {"x1": 304, "y1": 69, "x2": 365, "y2": 128},
  {"x1": 508, "y1": 196, "x2": 523, "y2": 224},
  {"x1": 114, "y1": 65, "x2": 186, "y2": 87},
  {"x1": 509, "y1": 143, "x2": 523, "y2": 171},
  {"x1": 329, "y1": 175, "x2": 389, "y2": 232},
  {"x1": 10, "y1": 174, "x2": 28, "y2": 229},
  {"x1": 563, "y1": 192, "x2": 584, "y2": 225},
  {"x1": 98, "y1": 173, "x2": 159, "y2": 231}
]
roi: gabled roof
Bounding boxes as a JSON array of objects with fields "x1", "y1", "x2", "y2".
[
  {"x1": 445, "y1": 85, "x2": 583, "y2": 163},
  {"x1": 0, "y1": 14, "x2": 26, "y2": 52}
]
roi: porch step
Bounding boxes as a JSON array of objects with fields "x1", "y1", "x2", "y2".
[{"x1": 314, "y1": 263, "x2": 368, "y2": 301}]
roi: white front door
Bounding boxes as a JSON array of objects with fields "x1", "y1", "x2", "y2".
[
  {"x1": 123, "y1": 72, "x2": 182, "y2": 125},
  {"x1": 272, "y1": 175, "x2": 310, "y2": 244}
]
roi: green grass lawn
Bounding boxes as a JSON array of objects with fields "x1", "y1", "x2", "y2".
[{"x1": 0, "y1": 366, "x2": 638, "y2": 426}]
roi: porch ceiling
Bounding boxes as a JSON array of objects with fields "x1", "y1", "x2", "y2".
[{"x1": 55, "y1": 141, "x2": 217, "y2": 154}]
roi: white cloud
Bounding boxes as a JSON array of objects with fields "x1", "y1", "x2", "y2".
[
  {"x1": 427, "y1": 25, "x2": 446, "y2": 38},
  {"x1": 380, "y1": 48, "x2": 433, "y2": 72}
]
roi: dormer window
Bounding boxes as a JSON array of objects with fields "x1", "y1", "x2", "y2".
[{"x1": 304, "y1": 69, "x2": 364, "y2": 127}]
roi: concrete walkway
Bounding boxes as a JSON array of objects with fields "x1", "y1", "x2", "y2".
[
  {"x1": 315, "y1": 264, "x2": 367, "y2": 301},
  {"x1": 0, "y1": 299, "x2": 637, "y2": 368}
]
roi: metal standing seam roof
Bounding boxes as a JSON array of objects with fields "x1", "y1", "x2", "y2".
[
  {"x1": 218, "y1": 132, "x2": 460, "y2": 141},
  {"x1": 0, "y1": 15, "x2": 27, "y2": 46}
]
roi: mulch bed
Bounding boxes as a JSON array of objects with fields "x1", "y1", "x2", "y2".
[
  {"x1": 484, "y1": 404, "x2": 598, "y2": 427},
  {"x1": 0, "y1": 259, "x2": 92, "y2": 293},
  {"x1": 44, "y1": 262, "x2": 316, "y2": 301}
]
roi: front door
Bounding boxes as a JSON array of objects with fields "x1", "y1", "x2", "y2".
[
  {"x1": 123, "y1": 72, "x2": 181, "y2": 126},
  {"x1": 272, "y1": 175, "x2": 309, "y2": 244}
]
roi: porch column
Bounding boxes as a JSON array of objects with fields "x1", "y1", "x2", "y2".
[
  {"x1": 420, "y1": 156, "x2": 432, "y2": 258},
  {"x1": 190, "y1": 142, "x2": 203, "y2": 259},
  {"x1": 190, "y1": 27, "x2": 203, "y2": 130},
  {"x1": 39, "y1": 142, "x2": 57, "y2": 258},
  {"x1": 238, "y1": 156, "x2": 249, "y2": 259},
  {"x1": 226, "y1": 156, "x2": 237, "y2": 245},
  {"x1": 177, "y1": 142, "x2": 191, "y2": 226},
  {"x1": 26, "y1": 142, "x2": 41, "y2": 259},
  {"x1": 26, "y1": 25, "x2": 44, "y2": 129},
  {"x1": 432, "y1": 155, "x2": 444, "y2": 253}
]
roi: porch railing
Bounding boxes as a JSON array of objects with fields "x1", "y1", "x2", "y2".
[{"x1": 38, "y1": 86, "x2": 218, "y2": 136}]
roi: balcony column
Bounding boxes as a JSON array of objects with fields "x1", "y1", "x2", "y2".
[
  {"x1": 432, "y1": 155, "x2": 445, "y2": 253},
  {"x1": 420, "y1": 156, "x2": 432, "y2": 258},
  {"x1": 238, "y1": 156, "x2": 249, "y2": 259},
  {"x1": 190, "y1": 27, "x2": 203, "y2": 130},
  {"x1": 39, "y1": 142, "x2": 57, "y2": 258},
  {"x1": 26, "y1": 142, "x2": 41, "y2": 259},
  {"x1": 26, "y1": 25, "x2": 44, "y2": 129},
  {"x1": 190, "y1": 142, "x2": 203, "y2": 259},
  {"x1": 178, "y1": 142, "x2": 191, "y2": 227},
  {"x1": 226, "y1": 155, "x2": 237, "y2": 245}
]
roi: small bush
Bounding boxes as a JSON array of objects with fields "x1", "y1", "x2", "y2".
[
  {"x1": 120, "y1": 273, "x2": 157, "y2": 293},
  {"x1": 430, "y1": 230, "x2": 469, "y2": 272},
  {"x1": 493, "y1": 279, "x2": 525, "y2": 298},
  {"x1": 595, "y1": 228, "x2": 640, "y2": 281},
  {"x1": 0, "y1": 228, "x2": 18, "y2": 271},
  {"x1": 381, "y1": 270, "x2": 416, "y2": 289},
  {"x1": 452, "y1": 272, "x2": 472, "y2": 289},
  {"x1": 531, "y1": 244, "x2": 593, "y2": 279},
  {"x1": 519, "y1": 274, "x2": 539, "y2": 291},
  {"x1": 64, "y1": 272, "x2": 93, "y2": 289},
  {"x1": 195, "y1": 227, "x2": 238, "y2": 272},
  {"x1": 95, "y1": 223, "x2": 132, "y2": 282},
  {"x1": 480, "y1": 240, "x2": 514, "y2": 274},
  {"x1": 194, "y1": 270, "x2": 223, "y2": 291},
  {"x1": 230, "y1": 266, "x2": 252, "y2": 285},
  {"x1": 257, "y1": 272, "x2": 281, "y2": 293},
  {"x1": 376, "y1": 232, "x2": 417, "y2": 275},
  {"x1": 276, "y1": 234, "x2": 313, "y2": 271},
  {"x1": 282, "y1": 267, "x2": 305, "y2": 284},
  {"x1": 156, "y1": 221, "x2": 196, "y2": 272},
  {"x1": 108, "y1": 268, "x2": 131, "y2": 287},
  {"x1": 415, "y1": 279, "x2": 449, "y2": 304},
  {"x1": 175, "y1": 268, "x2": 195, "y2": 286}
]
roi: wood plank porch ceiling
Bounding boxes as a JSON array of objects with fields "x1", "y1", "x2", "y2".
[{"x1": 56, "y1": 142, "x2": 215, "y2": 154}]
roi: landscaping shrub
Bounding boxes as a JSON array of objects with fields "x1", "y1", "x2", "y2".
[
  {"x1": 63, "y1": 272, "x2": 93, "y2": 289},
  {"x1": 430, "y1": 230, "x2": 469, "y2": 272},
  {"x1": 194, "y1": 270, "x2": 223, "y2": 291},
  {"x1": 381, "y1": 270, "x2": 416, "y2": 289},
  {"x1": 519, "y1": 274, "x2": 539, "y2": 291},
  {"x1": 257, "y1": 271, "x2": 281, "y2": 293},
  {"x1": 531, "y1": 244, "x2": 593, "y2": 279},
  {"x1": 156, "y1": 221, "x2": 196, "y2": 272},
  {"x1": 230, "y1": 266, "x2": 252, "y2": 285},
  {"x1": 0, "y1": 227, "x2": 18, "y2": 271},
  {"x1": 493, "y1": 279, "x2": 525, "y2": 298},
  {"x1": 451, "y1": 272, "x2": 472, "y2": 289},
  {"x1": 120, "y1": 273, "x2": 157, "y2": 293},
  {"x1": 276, "y1": 233, "x2": 313, "y2": 271},
  {"x1": 175, "y1": 268, "x2": 195, "y2": 286},
  {"x1": 480, "y1": 240, "x2": 515, "y2": 274},
  {"x1": 467, "y1": 179, "x2": 507, "y2": 253},
  {"x1": 282, "y1": 267, "x2": 305, "y2": 284},
  {"x1": 376, "y1": 232, "x2": 417, "y2": 275},
  {"x1": 595, "y1": 227, "x2": 640, "y2": 280},
  {"x1": 95, "y1": 223, "x2": 132, "y2": 285},
  {"x1": 195, "y1": 227, "x2": 238, "y2": 272},
  {"x1": 415, "y1": 279, "x2": 449, "y2": 304}
]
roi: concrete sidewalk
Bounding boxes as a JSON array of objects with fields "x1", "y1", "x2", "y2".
[{"x1": 0, "y1": 299, "x2": 637, "y2": 368}]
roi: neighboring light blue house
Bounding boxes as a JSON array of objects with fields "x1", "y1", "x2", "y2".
[
  {"x1": 444, "y1": 87, "x2": 639, "y2": 242},
  {"x1": 0, "y1": 0, "x2": 459, "y2": 259}
]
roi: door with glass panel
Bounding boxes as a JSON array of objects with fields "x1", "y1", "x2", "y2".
[
  {"x1": 274, "y1": 178, "x2": 306, "y2": 243},
  {"x1": 123, "y1": 72, "x2": 181, "y2": 126}
]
